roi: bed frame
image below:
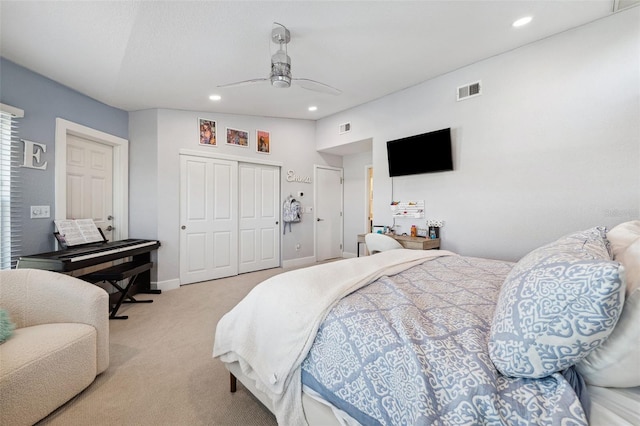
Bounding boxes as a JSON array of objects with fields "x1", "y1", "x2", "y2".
[
  {"x1": 227, "y1": 364, "x2": 344, "y2": 426},
  {"x1": 226, "y1": 365, "x2": 640, "y2": 426}
]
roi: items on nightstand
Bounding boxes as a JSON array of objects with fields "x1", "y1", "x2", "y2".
[{"x1": 427, "y1": 219, "x2": 444, "y2": 239}]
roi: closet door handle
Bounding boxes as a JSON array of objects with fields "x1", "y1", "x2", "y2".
[{"x1": 317, "y1": 218, "x2": 324, "y2": 222}]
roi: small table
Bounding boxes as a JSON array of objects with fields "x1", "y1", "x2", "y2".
[{"x1": 357, "y1": 234, "x2": 440, "y2": 256}]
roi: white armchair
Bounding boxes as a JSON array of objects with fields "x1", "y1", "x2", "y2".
[
  {"x1": 364, "y1": 233, "x2": 404, "y2": 255},
  {"x1": 0, "y1": 269, "x2": 109, "y2": 426}
]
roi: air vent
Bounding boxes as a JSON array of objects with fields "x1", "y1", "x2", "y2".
[
  {"x1": 457, "y1": 81, "x2": 482, "y2": 101},
  {"x1": 339, "y1": 122, "x2": 351, "y2": 134}
]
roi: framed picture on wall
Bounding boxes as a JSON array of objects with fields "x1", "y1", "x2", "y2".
[
  {"x1": 256, "y1": 130, "x2": 270, "y2": 154},
  {"x1": 226, "y1": 127, "x2": 249, "y2": 147},
  {"x1": 198, "y1": 118, "x2": 216, "y2": 146}
]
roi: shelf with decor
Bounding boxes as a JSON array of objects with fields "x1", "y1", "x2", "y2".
[{"x1": 390, "y1": 200, "x2": 424, "y2": 218}]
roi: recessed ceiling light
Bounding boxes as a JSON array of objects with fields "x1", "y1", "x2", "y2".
[
  {"x1": 308, "y1": 106, "x2": 318, "y2": 112},
  {"x1": 209, "y1": 94, "x2": 222, "y2": 101},
  {"x1": 513, "y1": 16, "x2": 532, "y2": 28}
]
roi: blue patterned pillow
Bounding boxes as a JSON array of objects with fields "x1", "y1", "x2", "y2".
[{"x1": 489, "y1": 227, "x2": 625, "y2": 378}]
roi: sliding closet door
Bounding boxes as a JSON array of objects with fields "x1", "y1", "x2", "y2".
[
  {"x1": 238, "y1": 163, "x2": 280, "y2": 273},
  {"x1": 180, "y1": 155, "x2": 238, "y2": 284}
]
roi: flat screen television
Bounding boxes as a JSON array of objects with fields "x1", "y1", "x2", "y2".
[{"x1": 386, "y1": 128, "x2": 453, "y2": 177}]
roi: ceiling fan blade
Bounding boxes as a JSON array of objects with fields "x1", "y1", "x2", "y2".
[
  {"x1": 292, "y1": 78, "x2": 342, "y2": 96},
  {"x1": 217, "y1": 78, "x2": 269, "y2": 89}
]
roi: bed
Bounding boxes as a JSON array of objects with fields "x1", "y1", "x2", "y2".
[{"x1": 213, "y1": 222, "x2": 640, "y2": 425}]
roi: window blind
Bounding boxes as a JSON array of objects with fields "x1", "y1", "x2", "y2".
[{"x1": 0, "y1": 104, "x2": 23, "y2": 269}]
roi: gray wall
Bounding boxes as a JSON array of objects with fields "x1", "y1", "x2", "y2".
[
  {"x1": 319, "y1": 8, "x2": 640, "y2": 261},
  {"x1": 0, "y1": 58, "x2": 128, "y2": 257}
]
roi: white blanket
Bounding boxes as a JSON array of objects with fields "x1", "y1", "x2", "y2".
[{"x1": 213, "y1": 248, "x2": 455, "y2": 425}]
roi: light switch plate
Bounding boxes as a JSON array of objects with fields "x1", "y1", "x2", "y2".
[{"x1": 30, "y1": 205, "x2": 50, "y2": 219}]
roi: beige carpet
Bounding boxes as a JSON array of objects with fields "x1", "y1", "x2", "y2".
[{"x1": 38, "y1": 268, "x2": 290, "y2": 426}]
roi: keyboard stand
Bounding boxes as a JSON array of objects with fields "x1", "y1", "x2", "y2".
[{"x1": 80, "y1": 261, "x2": 154, "y2": 319}]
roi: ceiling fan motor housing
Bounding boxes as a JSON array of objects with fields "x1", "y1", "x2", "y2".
[{"x1": 271, "y1": 49, "x2": 292, "y2": 88}]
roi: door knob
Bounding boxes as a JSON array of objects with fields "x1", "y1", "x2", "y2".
[
  {"x1": 105, "y1": 225, "x2": 114, "y2": 231},
  {"x1": 181, "y1": 225, "x2": 186, "y2": 230},
  {"x1": 107, "y1": 215, "x2": 113, "y2": 220},
  {"x1": 275, "y1": 221, "x2": 279, "y2": 225},
  {"x1": 317, "y1": 218, "x2": 324, "y2": 222}
]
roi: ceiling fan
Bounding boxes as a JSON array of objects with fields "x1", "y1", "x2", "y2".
[{"x1": 218, "y1": 22, "x2": 341, "y2": 96}]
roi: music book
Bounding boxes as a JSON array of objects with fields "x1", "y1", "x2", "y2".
[{"x1": 54, "y1": 219, "x2": 106, "y2": 247}]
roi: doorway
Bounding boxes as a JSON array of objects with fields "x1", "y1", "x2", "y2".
[
  {"x1": 366, "y1": 164, "x2": 373, "y2": 233},
  {"x1": 55, "y1": 119, "x2": 128, "y2": 242}
]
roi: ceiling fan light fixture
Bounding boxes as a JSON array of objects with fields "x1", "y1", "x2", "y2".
[
  {"x1": 271, "y1": 75, "x2": 291, "y2": 88},
  {"x1": 218, "y1": 22, "x2": 341, "y2": 95}
]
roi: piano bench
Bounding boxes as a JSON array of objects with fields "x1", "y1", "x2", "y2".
[{"x1": 80, "y1": 261, "x2": 154, "y2": 320}]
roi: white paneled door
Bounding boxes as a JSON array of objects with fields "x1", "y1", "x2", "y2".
[
  {"x1": 315, "y1": 166, "x2": 343, "y2": 261},
  {"x1": 180, "y1": 156, "x2": 238, "y2": 284},
  {"x1": 238, "y1": 163, "x2": 280, "y2": 273},
  {"x1": 66, "y1": 134, "x2": 114, "y2": 240}
]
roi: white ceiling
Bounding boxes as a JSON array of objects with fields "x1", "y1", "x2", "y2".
[{"x1": 0, "y1": 1, "x2": 622, "y2": 120}]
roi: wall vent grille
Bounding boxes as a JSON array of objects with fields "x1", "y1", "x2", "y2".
[
  {"x1": 457, "y1": 81, "x2": 482, "y2": 101},
  {"x1": 339, "y1": 122, "x2": 351, "y2": 134}
]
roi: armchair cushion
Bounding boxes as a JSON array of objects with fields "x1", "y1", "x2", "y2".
[{"x1": 0, "y1": 269, "x2": 109, "y2": 373}]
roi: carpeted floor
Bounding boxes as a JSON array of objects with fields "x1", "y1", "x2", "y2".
[{"x1": 38, "y1": 268, "x2": 287, "y2": 426}]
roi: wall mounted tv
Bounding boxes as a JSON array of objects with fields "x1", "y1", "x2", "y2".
[{"x1": 386, "y1": 127, "x2": 453, "y2": 177}]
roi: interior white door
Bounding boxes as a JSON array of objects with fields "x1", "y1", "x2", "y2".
[
  {"x1": 180, "y1": 155, "x2": 238, "y2": 284},
  {"x1": 315, "y1": 166, "x2": 343, "y2": 261},
  {"x1": 238, "y1": 163, "x2": 280, "y2": 273},
  {"x1": 66, "y1": 134, "x2": 114, "y2": 240}
]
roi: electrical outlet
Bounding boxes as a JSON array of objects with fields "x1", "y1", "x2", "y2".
[{"x1": 30, "y1": 205, "x2": 50, "y2": 219}]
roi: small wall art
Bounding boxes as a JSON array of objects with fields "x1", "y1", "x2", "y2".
[
  {"x1": 256, "y1": 130, "x2": 270, "y2": 154},
  {"x1": 198, "y1": 118, "x2": 216, "y2": 146},
  {"x1": 226, "y1": 127, "x2": 249, "y2": 147}
]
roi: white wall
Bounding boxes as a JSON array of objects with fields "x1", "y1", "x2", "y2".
[
  {"x1": 318, "y1": 8, "x2": 640, "y2": 261},
  {"x1": 130, "y1": 109, "x2": 342, "y2": 289}
]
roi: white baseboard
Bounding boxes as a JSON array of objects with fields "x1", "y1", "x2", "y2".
[
  {"x1": 282, "y1": 255, "x2": 317, "y2": 270},
  {"x1": 154, "y1": 278, "x2": 180, "y2": 292},
  {"x1": 342, "y1": 251, "x2": 357, "y2": 258}
]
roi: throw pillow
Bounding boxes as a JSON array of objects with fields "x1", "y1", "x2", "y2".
[
  {"x1": 489, "y1": 227, "x2": 625, "y2": 378},
  {"x1": 0, "y1": 308, "x2": 15, "y2": 343}
]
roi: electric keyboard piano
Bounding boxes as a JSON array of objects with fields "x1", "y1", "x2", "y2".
[
  {"x1": 16, "y1": 239, "x2": 161, "y2": 319},
  {"x1": 17, "y1": 239, "x2": 160, "y2": 272}
]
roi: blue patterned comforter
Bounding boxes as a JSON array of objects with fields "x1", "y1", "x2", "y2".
[{"x1": 301, "y1": 255, "x2": 589, "y2": 425}]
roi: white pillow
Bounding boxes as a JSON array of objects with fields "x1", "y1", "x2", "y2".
[
  {"x1": 577, "y1": 287, "x2": 640, "y2": 387},
  {"x1": 576, "y1": 233, "x2": 640, "y2": 387},
  {"x1": 607, "y1": 220, "x2": 640, "y2": 259},
  {"x1": 618, "y1": 239, "x2": 640, "y2": 295}
]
